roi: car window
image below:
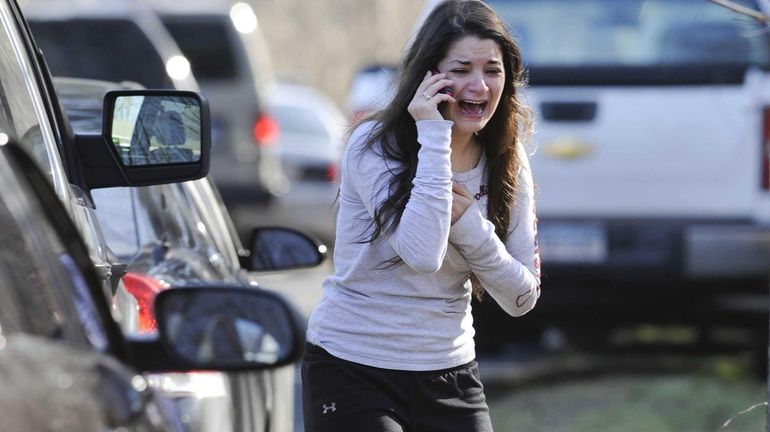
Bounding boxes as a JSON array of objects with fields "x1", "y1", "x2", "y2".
[
  {"x1": 0, "y1": 1, "x2": 67, "y2": 197},
  {"x1": 273, "y1": 104, "x2": 329, "y2": 138},
  {"x1": 90, "y1": 188, "x2": 142, "y2": 258},
  {"x1": 184, "y1": 178, "x2": 242, "y2": 272},
  {"x1": 0, "y1": 148, "x2": 107, "y2": 351},
  {"x1": 487, "y1": 0, "x2": 770, "y2": 68},
  {"x1": 162, "y1": 17, "x2": 238, "y2": 80},
  {"x1": 29, "y1": 19, "x2": 170, "y2": 88},
  {"x1": 55, "y1": 82, "x2": 105, "y2": 134},
  {"x1": 93, "y1": 184, "x2": 225, "y2": 272}
]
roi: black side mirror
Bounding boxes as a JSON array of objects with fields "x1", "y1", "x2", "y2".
[
  {"x1": 153, "y1": 286, "x2": 305, "y2": 371},
  {"x1": 243, "y1": 227, "x2": 327, "y2": 272}
]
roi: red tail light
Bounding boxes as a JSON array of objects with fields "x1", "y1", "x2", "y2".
[
  {"x1": 121, "y1": 272, "x2": 169, "y2": 334},
  {"x1": 762, "y1": 107, "x2": 770, "y2": 191},
  {"x1": 253, "y1": 112, "x2": 279, "y2": 146},
  {"x1": 348, "y1": 110, "x2": 374, "y2": 126},
  {"x1": 326, "y1": 163, "x2": 338, "y2": 182}
]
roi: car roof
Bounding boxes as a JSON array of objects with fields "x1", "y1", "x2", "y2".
[
  {"x1": 147, "y1": 0, "x2": 241, "y2": 16},
  {"x1": 272, "y1": 81, "x2": 347, "y2": 136},
  {"x1": 345, "y1": 64, "x2": 397, "y2": 115},
  {"x1": 21, "y1": 0, "x2": 199, "y2": 91},
  {"x1": 21, "y1": 0, "x2": 158, "y2": 20},
  {"x1": 273, "y1": 82, "x2": 341, "y2": 112}
]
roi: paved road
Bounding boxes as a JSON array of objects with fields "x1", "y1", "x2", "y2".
[
  {"x1": 256, "y1": 259, "x2": 332, "y2": 320},
  {"x1": 256, "y1": 258, "x2": 331, "y2": 432}
]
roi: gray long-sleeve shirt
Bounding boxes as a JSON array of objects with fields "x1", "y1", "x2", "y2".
[{"x1": 306, "y1": 120, "x2": 540, "y2": 371}]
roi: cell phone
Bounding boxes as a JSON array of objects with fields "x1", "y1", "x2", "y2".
[{"x1": 432, "y1": 70, "x2": 453, "y2": 96}]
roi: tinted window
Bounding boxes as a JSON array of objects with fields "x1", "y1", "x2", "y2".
[
  {"x1": 184, "y1": 179, "x2": 242, "y2": 271},
  {"x1": 55, "y1": 81, "x2": 108, "y2": 134},
  {"x1": 0, "y1": 151, "x2": 107, "y2": 350},
  {"x1": 29, "y1": 19, "x2": 170, "y2": 88},
  {"x1": 273, "y1": 105, "x2": 328, "y2": 137},
  {"x1": 487, "y1": 0, "x2": 770, "y2": 68},
  {"x1": 488, "y1": 0, "x2": 770, "y2": 85},
  {"x1": 162, "y1": 17, "x2": 238, "y2": 80},
  {"x1": 0, "y1": 3, "x2": 61, "y2": 189},
  {"x1": 93, "y1": 184, "x2": 231, "y2": 278}
]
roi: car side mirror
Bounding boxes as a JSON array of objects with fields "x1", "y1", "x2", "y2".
[
  {"x1": 243, "y1": 227, "x2": 327, "y2": 272},
  {"x1": 153, "y1": 286, "x2": 304, "y2": 371},
  {"x1": 74, "y1": 90, "x2": 211, "y2": 190}
]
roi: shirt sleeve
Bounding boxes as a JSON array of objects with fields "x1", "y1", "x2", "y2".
[
  {"x1": 448, "y1": 149, "x2": 541, "y2": 316},
  {"x1": 345, "y1": 120, "x2": 454, "y2": 273}
]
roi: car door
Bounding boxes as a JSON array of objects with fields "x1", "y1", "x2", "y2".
[
  {"x1": 0, "y1": 141, "x2": 182, "y2": 432},
  {"x1": 0, "y1": 0, "x2": 131, "y2": 303}
]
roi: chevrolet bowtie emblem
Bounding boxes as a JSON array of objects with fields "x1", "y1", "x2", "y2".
[{"x1": 544, "y1": 138, "x2": 595, "y2": 160}]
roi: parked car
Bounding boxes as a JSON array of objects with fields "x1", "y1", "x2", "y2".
[
  {"x1": 94, "y1": 182, "x2": 319, "y2": 432},
  {"x1": 57, "y1": 77, "x2": 325, "y2": 432},
  {"x1": 238, "y1": 81, "x2": 345, "y2": 244},
  {"x1": 0, "y1": 0, "x2": 305, "y2": 429},
  {"x1": 345, "y1": 63, "x2": 397, "y2": 124},
  {"x1": 22, "y1": 0, "x2": 197, "y2": 91},
  {"x1": 150, "y1": 0, "x2": 289, "y2": 212},
  {"x1": 416, "y1": 0, "x2": 770, "y2": 351},
  {"x1": 6, "y1": 0, "x2": 209, "y2": 308},
  {"x1": 0, "y1": 140, "x2": 306, "y2": 432}
]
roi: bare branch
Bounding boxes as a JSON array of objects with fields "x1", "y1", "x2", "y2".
[{"x1": 709, "y1": 0, "x2": 770, "y2": 22}]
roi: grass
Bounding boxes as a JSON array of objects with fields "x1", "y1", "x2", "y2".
[{"x1": 487, "y1": 372, "x2": 766, "y2": 432}]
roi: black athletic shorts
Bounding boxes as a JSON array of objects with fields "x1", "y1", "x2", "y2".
[{"x1": 301, "y1": 343, "x2": 493, "y2": 432}]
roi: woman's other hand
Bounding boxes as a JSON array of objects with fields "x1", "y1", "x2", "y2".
[
  {"x1": 408, "y1": 71, "x2": 455, "y2": 122},
  {"x1": 451, "y1": 182, "x2": 474, "y2": 225}
]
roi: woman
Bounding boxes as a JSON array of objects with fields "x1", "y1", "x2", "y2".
[{"x1": 302, "y1": 1, "x2": 540, "y2": 430}]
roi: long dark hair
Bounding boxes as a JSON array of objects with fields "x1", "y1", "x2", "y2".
[{"x1": 356, "y1": 0, "x2": 532, "y2": 297}]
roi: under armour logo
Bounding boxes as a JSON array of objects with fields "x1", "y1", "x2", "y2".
[{"x1": 322, "y1": 402, "x2": 337, "y2": 414}]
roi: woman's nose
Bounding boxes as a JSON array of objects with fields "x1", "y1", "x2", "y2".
[{"x1": 465, "y1": 71, "x2": 488, "y2": 93}]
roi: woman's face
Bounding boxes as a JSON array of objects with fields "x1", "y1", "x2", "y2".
[{"x1": 436, "y1": 36, "x2": 505, "y2": 138}]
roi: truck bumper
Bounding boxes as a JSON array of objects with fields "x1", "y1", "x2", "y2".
[
  {"x1": 538, "y1": 218, "x2": 770, "y2": 281},
  {"x1": 684, "y1": 224, "x2": 770, "y2": 279}
]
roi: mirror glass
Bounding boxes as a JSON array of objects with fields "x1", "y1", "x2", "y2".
[
  {"x1": 111, "y1": 95, "x2": 202, "y2": 166},
  {"x1": 158, "y1": 288, "x2": 296, "y2": 368},
  {"x1": 250, "y1": 228, "x2": 324, "y2": 271}
]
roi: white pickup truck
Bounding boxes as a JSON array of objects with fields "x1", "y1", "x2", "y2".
[{"x1": 475, "y1": 0, "x2": 770, "y2": 338}]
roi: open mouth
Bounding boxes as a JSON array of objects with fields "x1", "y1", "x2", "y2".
[{"x1": 459, "y1": 100, "x2": 487, "y2": 116}]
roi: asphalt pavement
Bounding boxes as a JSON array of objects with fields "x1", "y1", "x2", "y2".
[{"x1": 256, "y1": 260, "x2": 329, "y2": 432}]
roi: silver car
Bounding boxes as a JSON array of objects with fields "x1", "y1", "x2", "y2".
[{"x1": 58, "y1": 76, "x2": 324, "y2": 432}]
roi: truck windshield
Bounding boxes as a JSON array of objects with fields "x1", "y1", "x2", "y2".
[{"x1": 487, "y1": 0, "x2": 770, "y2": 84}]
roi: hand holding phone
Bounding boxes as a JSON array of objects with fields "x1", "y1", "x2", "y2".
[
  {"x1": 409, "y1": 70, "x2": 454, "y2": 122},
  {"x1": 432, "y1": 70, "x2": 453, "y2": 97}
]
